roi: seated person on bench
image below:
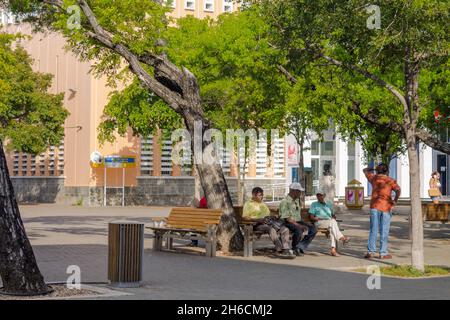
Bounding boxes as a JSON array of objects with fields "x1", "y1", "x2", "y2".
[
  {"x1": 243, "y1": 187, "x2": 294, "y2": 258},
  {"x1": 279, "y1": 183, "x2": 317, "y2": 256},
  {"x1": 189, "y1": 196, "x2": 208, "y2": 247},
  {"x1": 309, "y1": 190, "x2": 350, "y2": 257}
]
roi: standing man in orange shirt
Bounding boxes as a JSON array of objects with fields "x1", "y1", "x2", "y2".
[{"x1": 363, "y1": 164, "x2": 401, "y2": 259}]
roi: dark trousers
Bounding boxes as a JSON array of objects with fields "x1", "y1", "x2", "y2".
[{"x1": 285, "y1": 221, "x2": 317, "y2": 250}]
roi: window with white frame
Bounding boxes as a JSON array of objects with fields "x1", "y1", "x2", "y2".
[
  {"x1": 185, "y1": 0, "x2": 195, "y2": 10},
  {"x1": 204, "y1": 0, "x2": 214, "y2": 12},
  {"x1": 223, "y1": 0, "x2": 233, "y2": 13},
  {"x1": 164, "y1": 0, "x2": 176, "y2": 8},
  {"x1": 0, "y1": 10, "x2": 16, "y2": 25}
]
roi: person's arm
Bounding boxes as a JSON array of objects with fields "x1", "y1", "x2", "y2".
[{"x1": 392, "y1": 181, "x2": 401, "y2": 205}]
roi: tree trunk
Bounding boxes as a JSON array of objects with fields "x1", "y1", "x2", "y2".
[
  {"x1": 405, "y1": 132, "x2": 424, "y2": 271},
  {"x1": 180, "y1": 101, "x2": 243, "y2": 252},
  {"x1": 193, "y1": 167, "x2": 203, "y2": 207},
  {"x1": 0, "y1": 140, "x2": 50, "y2": 295},
  {"x1": 404, "y1": 49, "x2": 424, "y2": 271},
  {"x1": 236, "y1": 149, "x2": 243, "y2": 206},
  {"x1": 298, "y1": 139, "x2": 306, "y2": 208}
]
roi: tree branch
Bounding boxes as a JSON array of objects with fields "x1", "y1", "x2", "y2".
[
  {"x1": 316, "y1": 52, "x2": 408, "y2": 111},
  {"x1": 348, "y1": 101, "x2": 404, "y2": 134},
  {"x1": 76, "y1": 0, "x2": 185, "y2": 111},
  {"x1": 277, "y1": 65, "x2": 297, "y2": 85},
  {"x1": 416, "y1": 128, "x2": 450, "y2": 154}
]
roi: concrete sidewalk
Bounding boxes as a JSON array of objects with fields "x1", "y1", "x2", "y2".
[{"x1": 16, "y1": 203, "x2": 450, "y2": 299}]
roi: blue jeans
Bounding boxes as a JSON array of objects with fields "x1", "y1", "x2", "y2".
[{"x1": 367, "y1": 209, "x2": 392, "y2": 256}]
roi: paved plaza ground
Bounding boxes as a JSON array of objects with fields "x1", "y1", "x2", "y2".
[{"x1": 11, "y1": 204, "x2": 450, "y2": 299}]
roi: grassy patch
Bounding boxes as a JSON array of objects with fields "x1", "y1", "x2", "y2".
[{"x1": 354, "y1": 265, "x2": 450, "y2": 278}]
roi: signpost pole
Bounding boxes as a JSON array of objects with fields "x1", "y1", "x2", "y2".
[
  {"x1": 104, "y1": 165, "x2": 107, "y2": 207},
  {"x1": 122, "y1": 167, "x2": 125, "y2": 207}
]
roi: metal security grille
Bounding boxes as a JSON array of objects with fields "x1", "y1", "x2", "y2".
[
  {"x1": 9, "y1": 140, "x2": 65, "y2": 177},
  {"x1": 140, "y1": 135, "x2": 153, "y2": 176},
  {"x1": 161, "y1": 139, "x2": 173, "y2": 176}
]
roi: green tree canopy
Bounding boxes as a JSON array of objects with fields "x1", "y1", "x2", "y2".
[{"x1": 0, "y1": 32, "x2": 68, "y2": 153}]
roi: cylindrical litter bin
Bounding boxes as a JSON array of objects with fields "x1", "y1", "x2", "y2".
[{"x1": 108, "y1": 221, "x2": 144, "y2": 288}]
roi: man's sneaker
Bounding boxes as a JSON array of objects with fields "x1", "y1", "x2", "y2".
[
  {"x1": 294, "y1": 248, "x2": 304, "y2": 257},
  {"x1": 380, "y1": 254, "x2": 392, "y2": 259},
  {"x1": 277, "y1": 249, "x2": 296, "y2": 259},
  {"x1": 364, "y1": 253, "x2": 374, "y2": 259}
]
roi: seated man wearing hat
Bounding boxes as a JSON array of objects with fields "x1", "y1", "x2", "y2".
[
  {"x1": 279, "y1": 182, "x2": 317, "y2": 256},
  {"x1": 309, "y1": 191, "x2": 350, "y2": 256}
]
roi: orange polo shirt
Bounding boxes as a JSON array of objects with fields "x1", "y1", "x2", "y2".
[{"x1": 366, "y1": 173, "x2": 401, "y2": 212}]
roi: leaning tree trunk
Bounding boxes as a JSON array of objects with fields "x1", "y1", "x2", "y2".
[
  {"x1": 178, "y1": 70, "x2": 244, "y2": 252},
  {"x1": 59, "y1": 0, "x2": 244, "y2": 252},
  {"x1": 193, "y1": 167, "x2": 203, "y2": 207},
  {"x1": 0, "y1": 140, "x2": 50, "y2": 295}
]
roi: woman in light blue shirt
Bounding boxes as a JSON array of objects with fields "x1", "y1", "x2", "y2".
[{"x1": 309, "y1": 191, "x2": 349, "y2": 256}]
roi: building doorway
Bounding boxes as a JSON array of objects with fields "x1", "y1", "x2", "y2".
[{"x1": 437, "y1": 154, "x2": 447, "y2": 195}]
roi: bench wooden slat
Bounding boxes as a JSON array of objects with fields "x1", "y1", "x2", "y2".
[
  {"x1": 166, "y1": 219, "x2": 211, "y2": 225},
  {"x1": 170, "y1": 208, "x2": 222, "y2": 214},
  {"x1": 166, "y1": 221, "x2": 213, "y2": 229},
  {"x1": 149, "y1": 226, "x2": 207, "y2": 234},
  {"x1": 167, "y1": 214, "x2": 222, "y2": 220}
]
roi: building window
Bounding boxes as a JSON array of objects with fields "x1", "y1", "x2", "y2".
[
  {"x1": 204, "y1": 0, "x2": 214, "y2": 12},
  {"x1": 185, "y1": 0, "x2": 195, "y2": 10},
  {"x1": 311, "y1": 140, "x2": 319, "y2": 156},
  {"x1": 140, "y1": 135, "x2": 154, "y2": 176},
  {"x1": 161, "y1": 139, "x2": 173, "y2": 176},
  {"x1": 0, "y1": 10, "x2": 17, "y2": 25},
  {"x1": 347, "y1": 142, "x2": 355, "y2": 157},
  {"x1": 164, "y1": 0, "x2": 176, "y2": 8},
  {"x1": 321, "y1": 141, "x2": 334, "y2": 156},
  {"x1": 223, "y1": 0, "x2": 233, "y2": 12}
]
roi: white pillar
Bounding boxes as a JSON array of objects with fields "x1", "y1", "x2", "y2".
[
  {"x1": 335, "y1": 135, "x2": 347, "y2": 197},
  {"x1": 420, "y1": 144, "x2": 433, "y2": 198},
  {"x1": 398, "y1": 153, "x2": 410, "y2": 198},
  {"x1": 355, "y1": 142, "x2": 369, "y2": 196}
]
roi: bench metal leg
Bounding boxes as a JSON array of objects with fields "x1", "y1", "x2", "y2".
[
  {"x1": 164, "y1": 232, "x2": 173, "y2": 250},
  {"x1": 153, "y1": 231, "x2": 163, "y2": 251},
  {"x1": 243, "y1": 225, "x2": 253, "y2": 257}
]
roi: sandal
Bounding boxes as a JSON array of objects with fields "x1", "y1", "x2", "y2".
[
  {"x1": 330, "y1": 248, "x2": 340, "y2": 257},
  {"x1": 340, "y1": 236, "x2": 350, "y2": 245}
]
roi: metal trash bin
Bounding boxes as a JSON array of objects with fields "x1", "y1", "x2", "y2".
[{"x1": 108, "y1": 221, "x2": 144, "y2": 288}]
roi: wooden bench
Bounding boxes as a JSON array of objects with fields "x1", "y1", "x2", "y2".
[
  {"x1": 235, "y1": 206, "x2": 344, "y2": 257},
  {"x1": 422, "y1": 203, "x2": 449, "y2": 223},
  {"x1": 147, "y1": 207, "x2": 222, "y2": 258}
]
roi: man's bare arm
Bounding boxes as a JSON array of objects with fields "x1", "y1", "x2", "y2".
[{"x1": 393, "y1": 189, "x2": 401, "y2": 203}]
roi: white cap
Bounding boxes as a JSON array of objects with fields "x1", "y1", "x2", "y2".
[
  {"x1": 289, "y1": 182, "x2": 304, "y2": 191},
  {"x1": 316, "y1": 190, "x2": 326, "y2": 195}
]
